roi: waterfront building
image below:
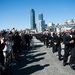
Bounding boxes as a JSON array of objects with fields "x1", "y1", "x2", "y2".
[
  {"x1": 30, "y1": 9, "x2": 36, "y2": 29},
  {"x1": 36, "y1": 13, "x2": 45, "y2": 32},
  {"x1": 38, "y1": 13, "x2": 43, "y2": 21}
]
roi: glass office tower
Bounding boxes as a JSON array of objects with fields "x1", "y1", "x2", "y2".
[
  {"x1": 38, "y1": 13, "x2": 43, "y2": 21},
  {"x1": 30, "y1": 9, "x2": 36, "y2": 29}
]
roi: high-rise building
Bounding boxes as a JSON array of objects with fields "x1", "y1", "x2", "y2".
[
  {"x1": 38, "y1": 13, "x2": 43, "y2": 21},
  {"x1": 30, "y1": 9, "x2": 36, "y2": 29},
  {"x1": 36, "y1": 20, "x2": 42, "y2": 32},
  {"x1": 36, "y1": 13, "x2": 45, "y2": 32}
]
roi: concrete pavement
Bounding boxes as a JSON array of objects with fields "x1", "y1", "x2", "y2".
[{"x1": 11, "y1": 37, "x2": 75, "y2": 75}]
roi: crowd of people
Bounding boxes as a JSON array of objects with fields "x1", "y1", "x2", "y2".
[
  {"x1": 40, "y1": 29, "x2": 75, "y2": 70},
  {"x1": 0, "y1": 30, "x2": 33, "y2": 74},
  {"x1": 0, "y1": 28, "x2": 75, "y2": 74}
]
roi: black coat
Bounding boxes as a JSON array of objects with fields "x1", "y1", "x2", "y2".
[
  {"x1": 0, "y1": 41, "x2": 5, "y2": 66},
  {"x1": 53, "y1": 34, "x2": 61, "y2": 46},
  {"x1": 63, "y1": 34, "x2": 73, "y2": 47},
  {"x1": 24, "y1": 34, "x2": 30, "y2": 43}
]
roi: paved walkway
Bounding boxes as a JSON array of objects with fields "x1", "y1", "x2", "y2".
[{"x1": 11, "y1": 37, "x2": 75, "y2": 75}]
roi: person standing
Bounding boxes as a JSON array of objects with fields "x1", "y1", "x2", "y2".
[
  {"x1": 52, "y1": 33, "x2": 58, "y2": 53},
  {"x1": 13, "y1": 32, "x2": 22, "y2": 61},
  {"x1": 24, "y1": 33, "x2": 30, "y2": 50},
  {"x1": 69, "y1": 30, "x2": 75, "y2": 69},
  {"x1": 63, "y1": 29, "x2": 74, "y2": 66},
  {"x1": 43, "y1": 32, "x2": 46, "y2": 45},
  {"x1": 45, "y1": 33, "x2": 49, "y2": 48},
  {"x1": 0, "y1": 35, "x2": 6, "y2": 70},
  {"x1": 56, "y1": 32, "x2": 62, "y2": 60},
  {"x1": 48, "y1": 32, "x2": 52, "y2": 47}
]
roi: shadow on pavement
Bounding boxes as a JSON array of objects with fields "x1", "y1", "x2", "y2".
[
  {"x1": 31, "y1": 44, "x2": 44, "y2": 50},
  {"x1": 11, "y1": 45, "x2": 49, "y2": 75},
  {"x1": 14, "y1": 64, "x2": 49, "y2": 75}
]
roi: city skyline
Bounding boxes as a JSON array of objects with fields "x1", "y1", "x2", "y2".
[{"x1": 0, "y1": 0, "x2": 75, "y2": 30}]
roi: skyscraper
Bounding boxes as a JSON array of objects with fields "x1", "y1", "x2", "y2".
[
  {"x1": 36, "y1": 13, "x2": 45, "y2": 32},
  {"x1": 36, "y1": 20, "x2": 45, "y2": 32},
  {"x1": 38, "y1": 13, "x2": 43, "y2": 21},
  {"x1": 30, "y1": 9, "x2": 36, "y2": 29}
]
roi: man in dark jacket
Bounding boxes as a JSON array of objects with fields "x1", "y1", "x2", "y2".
[
  {"x1": 56, "y1": 32, "x2": 62, "y2": 60},
  {"x1": 69, "y1": 30, "x2": 75, "y2": 69},
  {"x1": 43, "y1": 32, "x2": 47, "y2": 45},
  {"x1": 52, "y1": 33, "x2": 58, "y2": 53},
  {"x1": 45, "y1": 33, "x2": 49, "y2": 48},
  {"x1": 48, "y1": 32, "x2": 52, "y2": 47},
  {"x1": 24, "y1": 33, "x2": 30, "y2": 49},
  {"x1": 63, "y1": 29, "x2": 74, "y2": 66},
  {"x1": 52, "y1": 32, "x2": 62, "y2": 60},
  {"x1": 13, "y1": 32, "x2": 22, "y2": 61}
]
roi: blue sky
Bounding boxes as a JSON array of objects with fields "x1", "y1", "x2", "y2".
[{"x1": 0, "y1": 0, "x2": 75, "y2": 30}]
